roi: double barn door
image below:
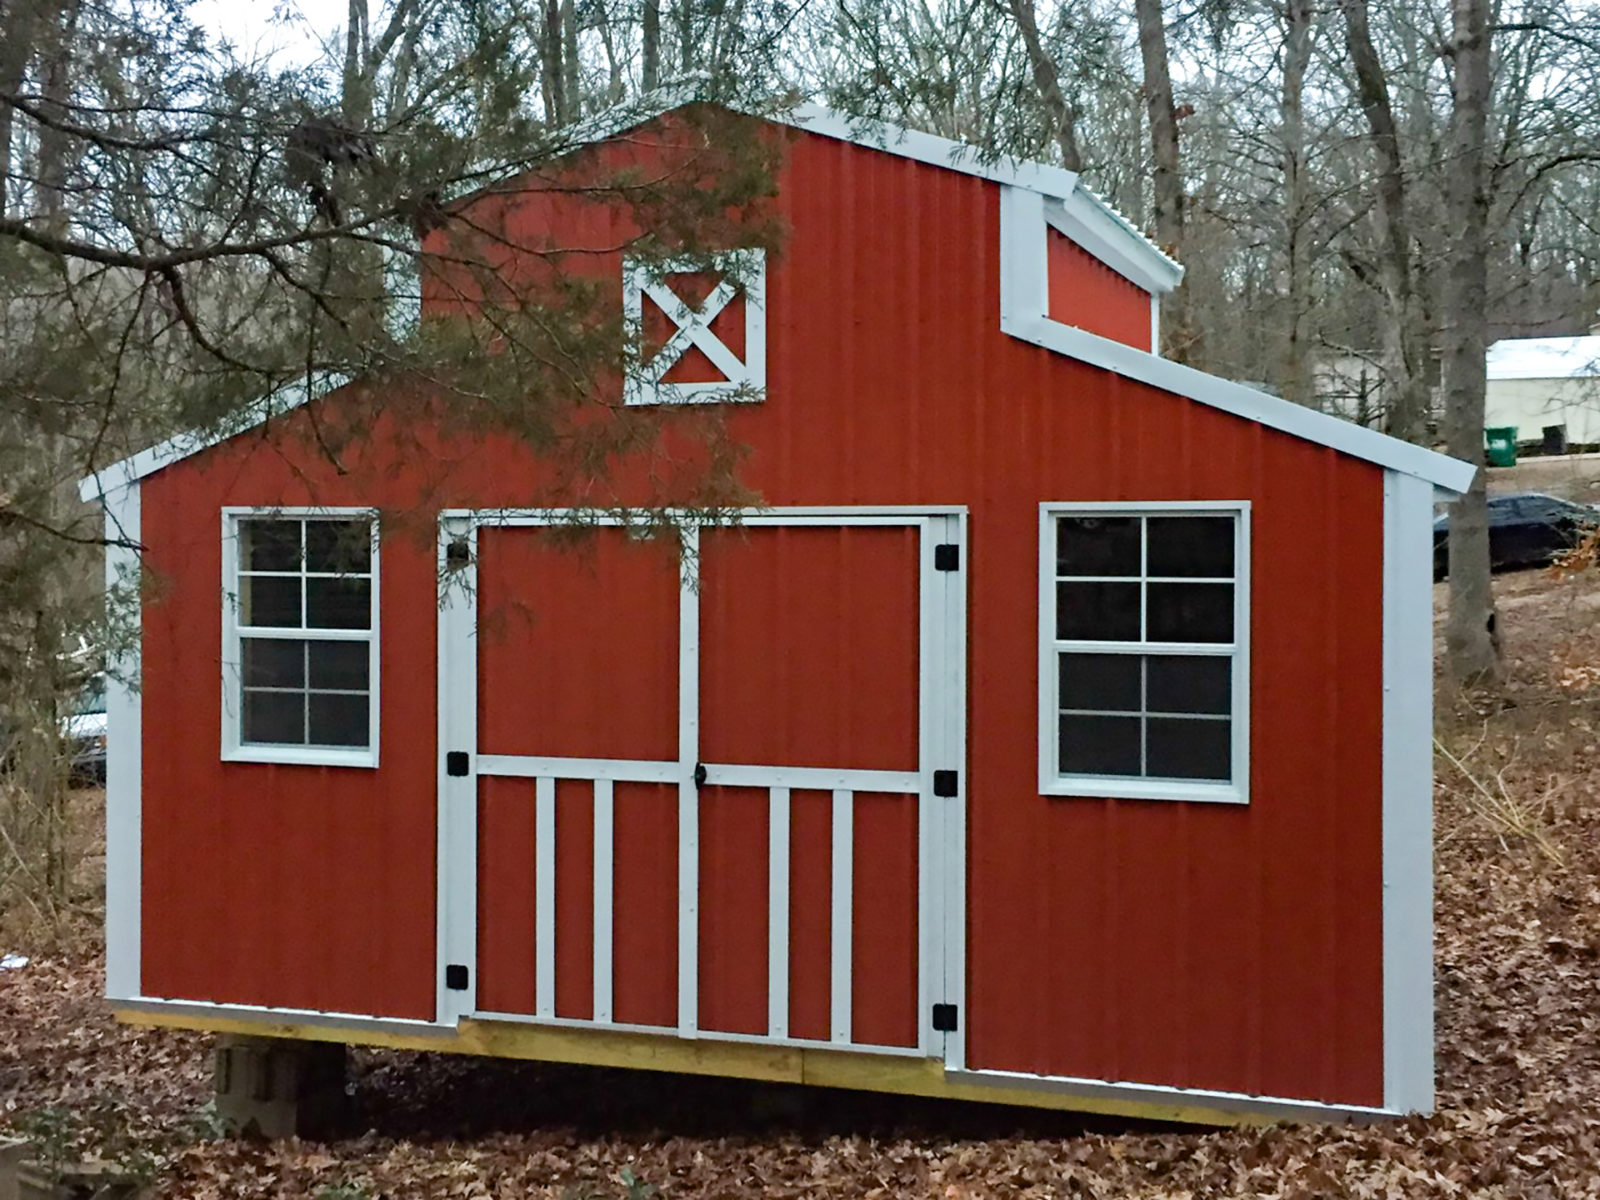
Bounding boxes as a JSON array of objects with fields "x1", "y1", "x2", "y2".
[{"x1": 436, "y1": 509, "x2": 966, "y2": 1060}]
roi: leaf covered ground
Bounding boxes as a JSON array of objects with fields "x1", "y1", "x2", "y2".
[{"x1": 5, "y1": 566, "x2": 1600, "y2": 1198}]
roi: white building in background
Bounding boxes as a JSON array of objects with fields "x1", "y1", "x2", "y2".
[{"x1": 1486, "y1": 334, "x2": 1600, "y2": 450}]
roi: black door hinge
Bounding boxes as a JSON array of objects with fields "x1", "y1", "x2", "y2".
[
  {"x1": 932, "y1": 1003, "x2": 959, "y2": 1032},
  {"x1": 693, "y1": 762, "x2": 707, "y2": 787},
  {"x1": 446, "y1": 538, "x2": 471, "y2": 569},
  {"x1": 934, "y1": 543, "x2": 960, "y2": 571},
  {"x1": 446, "y1": 751, "x2": 469, "y2": 777},
  {"x1": 933, "y1": 770, "x2": 958, "y2": 797},
  {"x1": 445, "y1": 964, "x2": 469, "y2": 990}
]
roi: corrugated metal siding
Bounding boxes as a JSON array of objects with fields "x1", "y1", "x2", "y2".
[
  {"x1": 1046, "y1": 229, "x2": 1153, "y2": 349},
  {"x1": 139, "y1": 118, "x2": 1385, "y2": 1105}
]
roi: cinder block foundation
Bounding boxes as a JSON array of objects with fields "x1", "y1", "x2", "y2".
[{"x1": 213, "y1": 1036, "x2": 349, "y2": 1139}]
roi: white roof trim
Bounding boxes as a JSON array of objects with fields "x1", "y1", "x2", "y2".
[
  {"x1": 79, "y1": 372, "x2": 352, "y2": 502},
  {"x1": 999, "y1": 186, "x2": 1474, "y2": 494}
]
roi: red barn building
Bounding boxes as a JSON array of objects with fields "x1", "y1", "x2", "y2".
[{"x1": 82, "y1": 101, "x2": 1474, "y2": 1124}]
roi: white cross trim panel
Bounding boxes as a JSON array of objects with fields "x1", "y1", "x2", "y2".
[{"x1": 624, "y1": 250, "x2": 767, "y2": 405}]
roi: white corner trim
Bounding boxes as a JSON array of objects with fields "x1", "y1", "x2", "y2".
[
  {"x1": 104, "y1": 481, "x2": 142, "y2": 1003},
  {"x1": 1381, "y1": 470, "x2": 1436, "y2": 1115},
  {"x1": 998, "y1": 186, "x2": 1474, "y2": 494},
  {"x1": 78, "y1": 372, "x2": 352, "y2": 502}
]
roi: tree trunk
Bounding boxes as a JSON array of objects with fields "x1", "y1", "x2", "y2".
[
  {"x1": 642, "y1": 0, "x2": 661, "y2": 91},
  {"x1": 32, "y1": 0, "x2": 79, "y2": 237},
  {"x1": 0, "y1": 0, "x2": 40, "y2": 219},
  {"x1": 1341, "y1": 0, "x2": 1429, "y2": 441},
  {"x1": 1441, "y1": 0, "x2": 1498, "y2": 685},
  {"x1": 1134, "y1": 0, "x2": 1190, "y2": 361},
  {"x1": 1008, "y1": 0, "x2": 1081, "y2": 171},
  {"x1": 1280, "y1": 0, "x2": 1314, "y2": 406},
  {"x1": 541, "y1": 0, "x2": 566, "y2": 124}
]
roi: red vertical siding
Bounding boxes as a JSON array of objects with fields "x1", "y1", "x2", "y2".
[
  {"x1": 786, "y1": 790, "x2": 833, "y2": 1041},
  {"x1": 137, "y1": 118, "x2": 1388, "y2": 1105},
  {"x1": 477, "y1": 778, "x2": 538, "y2": 1015},
  {"x1": 1046, "y1": 229, "x2": 1153, "y2": 350},
  {"x1": 698, "y1": 785, "x2": 770, "y2": 1036}
]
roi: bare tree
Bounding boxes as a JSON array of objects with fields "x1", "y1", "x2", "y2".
[
  {"x1": 1006, "y1": 0, "x2": 1082, "y2": 170},
  {"x1": 1133, "y1": 0, "x2": 1192, "y2": 362}
]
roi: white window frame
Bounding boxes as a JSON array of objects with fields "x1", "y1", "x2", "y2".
[
  {"x1": 1038, "y1": 501, "x2": 1250, "y2": 804},
  {"x1": 623, "y1": 249, "x2": 766, "y2": 406},
  {"x1": 221, "y1": 507, "x2": 381, "y2": 768}
]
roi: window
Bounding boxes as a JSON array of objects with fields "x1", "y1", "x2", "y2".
[
  {"x1": 1039, "y1": 503, "x2": 1249, "y2": 803},
  {"x1": 222, "y1": 510, "x2": 379, "y2": 767}
]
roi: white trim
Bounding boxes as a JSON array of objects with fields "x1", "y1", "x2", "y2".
[
  {"x1": 767, "y1": 785, "x2": 791, "y2": 1040},
  {"x1": 478, "y1": 755, "x2": 680, "y2": 782},
  {"x1": 946, "y1": 1066, "x2": 1402, "y2": 1122},
  {"x1": 1150, "y1": 294, "x2": 1161, "y2": 356},
  {"x1": 103, "y1": 482, "x2": 142, "y2": 1003},
  {"x1": 1045, "y1": 194, "x2": 1182, "y2": 295},
  {"x1": 677, "y1": 524, "x2": 701, "y2": 1039},
  {"x1": 79, "y1": 372, "x2": 352, "y2": 502},
  {"x1": 1038, "y1": 502, "x2": 1251, "y2": 805},
  {"x1": 937, "y1": 513, "x2": 968, "y2": 1072},
  {"x1": 592, "y1": 778, "x2": 615, "y2": 1025},
  {"x1": 220, "y1": 507, "x2": 381, "y2": 769},
  {"x1": 436, "y1": 515, "x2": 479, "y2": 1024},
  {"x1": 472, "y1": 1009, "x2": 927, "y2": 1056},
  {"x1": 699, "y1": 764, "x2": 920, "y2": 792},
  {"x1": 829, "y1": 788, "x2": 853, "y2": 1045},
  {"x1": 624, "y1": 250, "x2": 767, "y2": 406},
  {"x1": 1381, "y1": 470, "x2": 1436, "y2": 1114},
  {"x1": 999, "y1": 186, "x2": 1476, "y2": 495},
  {"x1": 535, "y1": 775, "x2": 557, "y2": 1019}
]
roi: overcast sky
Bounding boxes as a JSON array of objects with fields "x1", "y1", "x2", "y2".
[{"x1": 189, "y1": 0, "x2": 345, "y2": 65}]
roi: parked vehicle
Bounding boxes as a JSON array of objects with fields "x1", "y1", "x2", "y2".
[
  {"x1": 63, "y1": 674, "x2": 107, "y2": 785},
  {"x1": 1433, "y1": 492, "x2": 1598, "y2": 579}
]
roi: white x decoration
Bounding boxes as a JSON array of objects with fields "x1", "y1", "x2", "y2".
[{"x1": 623, "y1": 250, "x2": 766, "y2": 406}]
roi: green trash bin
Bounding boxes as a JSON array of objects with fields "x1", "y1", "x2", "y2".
[{"x1": 1486, "y1": 426, "x2": 1518, "y2": 468}]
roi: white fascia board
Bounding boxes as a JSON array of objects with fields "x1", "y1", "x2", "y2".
[
  {"x1": 1047, "y1": 191, "x2": 1183, "y2": 294},
  {"x1": 78, "y1": 372, "x2": 353, "y2": 503},
  {"x1": 103, "y1": 481, "x2": 141, "y2": 1003}
]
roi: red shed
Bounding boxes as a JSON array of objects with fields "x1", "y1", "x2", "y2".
[{"x1": 82, "y1": 100, "x2": 1474, "y2": 1124}]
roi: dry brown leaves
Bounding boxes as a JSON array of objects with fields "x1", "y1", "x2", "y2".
[{"x1": 5, "y1": 569, "x2": 1600, "y2": 1198}]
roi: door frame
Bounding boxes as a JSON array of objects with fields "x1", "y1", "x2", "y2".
[{"x1": 435, "y1": 505, "x2": 968, "y2": 1066}]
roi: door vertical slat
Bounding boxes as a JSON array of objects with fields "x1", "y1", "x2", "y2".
[
  {"x1": 768, "y1": 785, "x2": 792, "y2": 1038},
  {"x1": 593, "y1": 779, "x2": 615, "y2": 1023},
  {"x1": 831, "y1": 788, "x2": 854, "y2": 1044},
  {"x1": 535, "y1": 776, "x2": 557, "y2": 1019}
]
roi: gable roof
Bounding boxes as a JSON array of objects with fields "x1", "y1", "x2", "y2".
[
  {"x1": 79, "y1": 96, "x2": 1471, "y2": 502},
  {"x1": 1487, "y1": 336, "x2": 1600, "y2": 381}
]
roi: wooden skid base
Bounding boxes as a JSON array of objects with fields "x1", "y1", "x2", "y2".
[{"x1": 113, "y1": 1008, "x2": 1303, "y2": 1127}]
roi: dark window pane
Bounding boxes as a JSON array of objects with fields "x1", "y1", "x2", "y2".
[
  {"x1": 1147, "y1": 517, "x2": 1234, "y2": 577},
  {"x1": 1147, "y1": 655, "x2": 1231, "y2": 715},
  {"x1": 240, "y1": 575, "x2": 301, "y2": 627},
  {"x1": 1148, "y1": 583, "x2": 1233, "y2": 643},
  {"x1": 243, "y1": 638, "x2": 305, "y2": 688},
  {"x1": 309, "y1": 641, "x2": 369, "y2": 690},
  {"x1": 1057, "y1": 517, "x2": 1140, "y2": 576},
  {"x1": 1059, "y1": 653, "x2": 1140, "y2": 711},
  {"x1": 306, "y1": 577, "x2": 371, "y2": 629},
  {"x1": 241, "y1": 519, "x2": 301, "y2": 571},
  {"x1": 1147, "y1": 717, "x2": 1231, "y2": 781},
  {"x1": 306, "y1": 520, "x2": 372, "y2": 574},
  {"x1": 1056, "y1": 582, "x2": 1140, "y2": 641},
  {"x1": 243, "y1": 689, "x2": 305, "y2": 744},
  {"x1": 309, "y1": 693, "x2": 369, "y2": 747},
  {"x1": 1059, "y1": 715, "x2": 1140, "y2": 776}
]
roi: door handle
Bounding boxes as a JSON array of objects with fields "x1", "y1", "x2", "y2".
[{"x1": 693, "y1": 762, "x2": 707, "y2": 787}]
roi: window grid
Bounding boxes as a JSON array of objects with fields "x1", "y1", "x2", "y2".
[
  {"x1": 224, "y1": 511, "x2": 379, "y2": 766},
  {"x1": 1050, "y1": 511, "x2": 1242, "y2": 790}
]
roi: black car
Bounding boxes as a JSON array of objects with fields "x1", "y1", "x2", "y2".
[{"x1": 1433, "y1": 492, "x2": 1597, "y2": 579}]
